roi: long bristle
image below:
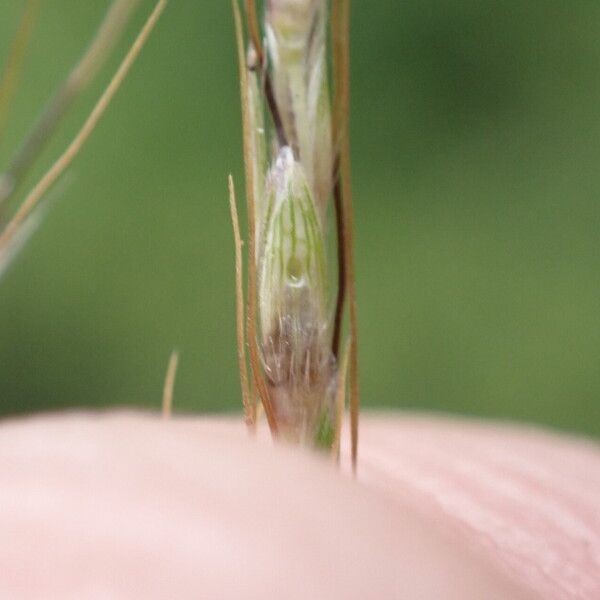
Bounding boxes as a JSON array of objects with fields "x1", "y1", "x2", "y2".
[
  {"x1": 228, "y1": 175, "x2": 255, "y2": 427},
  {"x1": 332, "y1": 0, "x2": 359, "y2": 471},
  {"x1": 232, "y1": 0, "x2": 279, "y2": 434},
  {"x1": 0, "y1": 0, "x2": 142, "y2": 210},
  {"x1": 0, "y1": 0, "x2": 40, "y2": 141},
  {"x1": 0, "y1": 0, "x2": 167, "y2": 255},
  {"x1": 162, "y1": 350, "x2": 179, "y2": 418}
]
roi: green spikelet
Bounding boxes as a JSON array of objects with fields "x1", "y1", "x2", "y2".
[
  {"x1": 266, "y1": 0, "x2": 332, "y2": 214},
  {"x1": 257, "y1": 146, "x2": 335, "y2": 443}
]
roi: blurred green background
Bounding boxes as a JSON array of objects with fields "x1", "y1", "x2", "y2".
[{"x1": 0, "y1": 1, "x2": 598, "y2": 437}]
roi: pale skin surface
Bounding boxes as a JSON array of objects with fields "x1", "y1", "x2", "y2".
[{"x1": 0, "y1": 412, "x2": 598, "y2": 599}]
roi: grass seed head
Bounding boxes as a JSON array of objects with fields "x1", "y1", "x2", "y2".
[
  {"x1": 235, "y1": 0, "x2": 355, "y2": 450},
  {"x1": 257, "y1": 147, "x2": 335, "y2": 443}
]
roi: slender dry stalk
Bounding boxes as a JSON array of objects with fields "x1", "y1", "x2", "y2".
[
  {"x1": 0, "y1": 0, "x2": 141, "y2": 209},
  {"x1": 232, "y1": 0, "x2": 278, "y2": 434},
  {"x1": 0, "y1": 205, "x2": 40, "y2": 279},
  {"x1": 244, "y1": 0, "x2": 264, "y2": 67},
  {"x1": 0, "y1": 0, "x2": 40, "y2": 141},
  {"x1": 0, "y1": 0, "x2": 167, "y2": 256},
  {"x1": 228, "y1": 174, "x2": 255, "y2": 427},
  {"x1": 332, "y1": 0, "x2": 359, "y2": 469},
  {"x1": 162, "y1": 350, "x2": 179, "y2": 418},
  {"x1": 333, "y1": 338, "x2": 350, "y2": 460}
]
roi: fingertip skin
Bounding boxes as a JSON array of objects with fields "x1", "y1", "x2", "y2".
[
  {"x1": 352, "y1": 414, "x2": 600, "y2": 600},
  {"x1": 0, "y1": 411, "x2": 592, "y2": 599}
]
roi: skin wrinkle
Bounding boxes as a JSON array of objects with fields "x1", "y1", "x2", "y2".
[
  {"x1": 355, "y1": 441, "x2": 550, "y2": 592},
  {"x1": 352, "y1": 416, "x2": 600, "y2": 600},
  {"x1": 472, "y1": 441, "x2": 600, "y2": 534},
  {"x1": 369, "y1": 428, "x2": 599, "y2": 563}
]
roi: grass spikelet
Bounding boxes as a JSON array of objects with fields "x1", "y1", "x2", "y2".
[{"x1": 231, "y1": 0, "x2": 359, "y2": 456}]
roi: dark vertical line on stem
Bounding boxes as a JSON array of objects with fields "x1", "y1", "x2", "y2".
[{"x1": 331, "y1": 157, "x2": 346, "y2": 359}]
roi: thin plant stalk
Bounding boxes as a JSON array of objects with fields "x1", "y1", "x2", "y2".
[
  {"x1": 244, "y1": 0, "x2": 264, "y2": 66},
  {"x1": 332, "y1": 0, "x2": 359, "y2": 469},
  {"x1": 333, "y1": 338, "x2": 350, "y2": 461},
  {"x1": 162, "y1": 350, "x2": 179, "y2": 419},
  {"x1": 0, "y1": 0, "x2": 141, "y2": 209},
  {"x1": 228, "y1": 174, "x2": 255, "y2": 427},
  {"x1": 0, "y1": 0, "x2": 167, "y2": 256},
  {"x1": 232, "y1": 0, "x2": 278, "y2": 433},
  {"x1": 0, "y1": 0, "x2": 40, "y2": 142}
]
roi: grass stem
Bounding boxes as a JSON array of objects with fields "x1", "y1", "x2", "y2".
[
  {"x1": 0, "y1": 0, "x2": 167, "y2": 255},
  {"x1": 0, "y1": 0, "x2": 141, "y2": 209},
  {"x1": 0, "y1": 0, "x2": 40, "y2": 143}
]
